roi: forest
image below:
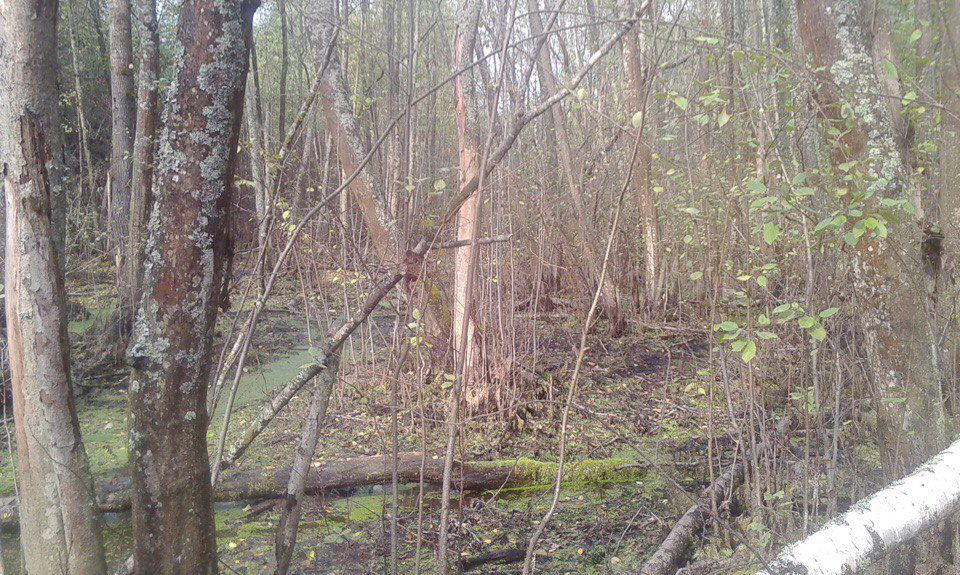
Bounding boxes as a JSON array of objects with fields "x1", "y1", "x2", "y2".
[{"x1": 1, "y1": 0, "x2": 960, "y2": 573}]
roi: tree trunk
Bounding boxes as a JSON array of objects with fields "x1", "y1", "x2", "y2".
[
  {"x1": 127, "y1": 0, "x2": 160, "y2": 311},
  {"x1": 109, "y1": 0, "x2": 136, "y2": 291},
  {"x1": 272, "y1": 356, "x2": 340, "y2": 575},
  {"x1": 125, "y1": 0, "x2": 257, "y2": 570},
  {"x1": 452, "y1": 0, "x2": 486, "y2": 407},
  {"x1": 245, "y1": 45, "x2": 271, "y2": 289},
  {"x1": 526, "y1": 0, "x2": 625, "y2": 336},
  {"x1": 795, "y1": 0, "x2": 947, "y2": 478},
  {"x1": 622, "y1": 15, "x2": 662, "y2": 310},
  {"x1": 938, "y1": 0, "x2": 960, "y2": 420},
  {"x1": 0, "y1": 1, "x2": 107, "y2": 571}
]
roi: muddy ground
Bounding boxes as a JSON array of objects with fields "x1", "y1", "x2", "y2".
[{"x1": 0, "y1": 265, "x2": 867, "y2": 575}]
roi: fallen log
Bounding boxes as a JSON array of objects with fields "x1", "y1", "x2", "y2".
[
  {"x1": 638, "y1": 457, "x2": 744, "y2": 575},
  {"x1": 638, "y1": 416, "x2": 793, "y2": 575},
  {"x1": 755, "y1": 437, "x2": 960, "y2": 575},
  {"x1": 0, "y1": 453, "x2": 644, "y2": 530},
  {"x1": 457, "y1": 547, "x2": 527, "y2": 572}
]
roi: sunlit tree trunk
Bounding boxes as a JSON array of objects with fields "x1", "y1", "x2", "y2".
[
  {"x1": 527, "y1": 0, "x2": 626, "y2": 336},
  {"x1": 452, "y1": 0, "x2": 485, "y2": 406},
  {"x1": 126, "y1": 0, "x2": 256, "y2": 570},
  {"x1": 0, "y1": 0, "x2": 107, "y2": 571},
  {"x1": 796, "y1": 0, "x2": 947, "y2": 506}
]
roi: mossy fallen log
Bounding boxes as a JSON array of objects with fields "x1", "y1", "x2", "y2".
[{"x1": 0, "y1": 453, "x2": 644, "y2": 530}]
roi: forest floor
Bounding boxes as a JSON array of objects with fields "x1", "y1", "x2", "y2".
[{"x1": 0, "y1": 263, "x2": 880, "y2": 574}]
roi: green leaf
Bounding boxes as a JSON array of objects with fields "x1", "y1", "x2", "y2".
[
  {"x1": 746, "y1": 180, "x2": 767, "y2": 193},
  {"x1": 757, "y1": 331, "x2": 778, "y2": 340},
  {"x1": 689, "y1": 271, "x2": 703, "y2": 280},
  {"x1": 715, "y1": 321, "x2": 739, "y2": 332},
  {"x1": 757, "y1": 276, "x2": 768, "y2": 287},
  {"x1": 819, "y1": 307, "x2": 839, "y2": 318},
  {"x1": 757, "y1": 314, "x2": 771, "y2": 326},
  {"x1": 717, "y1": 109, "x2": 730, "y2": 127},
  {"x1": 434, "y1": 179, "x2": 446, "y2": 191},
  {"x1": 909, "y1": 29, "x2": 923, "y2": 43},
  {"x1": 631, "y1": 111, "x2": 644, "y2": 129},
  {"x1": 882, "y1": 59, "x2": 899, "y2": 82},
  {"x1": 772, "y1": 303, "x2": 791, "y2": 314},
  {"x1": 809, "y1": 325, "x2": 827, "y2": 341},
  {"x1": 797, "y1": 316, "x2": 817, "y2": 329},
  {"x1": 762, "y1": 222, "x2": 780, "y2": 245},
  {"x1": 674, "y1": 96, "x2": 689, "y2": 111},
  {"x1": 741, "y1": 341, "x2": 757, "y2": 363}
]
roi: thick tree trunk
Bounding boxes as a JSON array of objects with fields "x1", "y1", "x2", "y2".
[
  {"x1": 0, "y1": 0, "x2": 107, "y2": 572},
  {"x1": 526, "y1": 0, "x2": 625, "y2": 336},
  {"x1": 125, "y1": 0, "x2": 256, "y2": 570},
  {"x1": 109, "y1": 0, "x2": 136, "y2": 290},
  {"x1": 126, "y1": 0, "x2": 159, "y2": 310},
  {"x1": 756, "y1": 437, "x2": 960, "y2": 575},
  {"x1": 795, "y1": 0, "x2": 947, "y2": 478},
  {"x1": 938, "y1": 0, "x2": 960, "y2": 419}
]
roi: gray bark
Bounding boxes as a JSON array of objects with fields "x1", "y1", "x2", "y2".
[
  {"x1": 109, "y1": 0, "x2": 136, "y2": 282},
  {"x1": 126, "y1": 0, "x2": 160, "y2": 311},
  {"x1": 796, "y1": 0, "x2": 947, "y2": 479},
  {"x1": 0, "y1": 1, "x2": 107, "y2": 571}
]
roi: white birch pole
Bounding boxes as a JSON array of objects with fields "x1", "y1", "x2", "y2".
[{"x1": 757, "y1": 437, "x2": 960, "y2": 575}]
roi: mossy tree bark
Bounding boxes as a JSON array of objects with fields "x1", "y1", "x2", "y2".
[
  {"x1": 125, "y1": 0, "x2": 257, "y2": 571},
  {"x1": 795, "y1": 2, "x2": 949, "y2": 571}
]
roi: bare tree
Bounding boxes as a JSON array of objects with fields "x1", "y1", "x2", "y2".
[
  {"x1": 126, "y1": 0, "x2": 160, "y2": 309},
  {"x1": 527, "y1": 0, "x2": 626, "y2": 335},
  {"x1": 126, "y1": 0, "x2": 257, "y2": 571},
  {"x1": 109, "y1": 0, "x2": 136, "y2": 297},
  {"x1": 0, "y1": 0, "x2": 107, "y2": 571}
]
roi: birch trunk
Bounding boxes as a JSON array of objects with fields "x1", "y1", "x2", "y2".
[
  {"x1": 0, "y1": 1, "x2": 107, "y2": 571},
  {"x1": 756, "y1": 437, "x2": 960, "y2": 575},
  {"x1": 126, "y1": 0, "x2": 256, "y2": 570}
]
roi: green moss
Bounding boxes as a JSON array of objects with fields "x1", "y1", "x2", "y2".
[{"x1": 469, "y1": 457, "x2": 646, "y2": 490}]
